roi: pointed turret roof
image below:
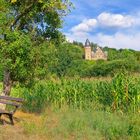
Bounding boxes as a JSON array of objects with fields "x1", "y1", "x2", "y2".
[{"x1": 85, "y1": 39, "x2": 90, "y2": 47}]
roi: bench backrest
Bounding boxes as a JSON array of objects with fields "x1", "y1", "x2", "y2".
[{"x1": 0, "y1": 96, "x2": 23, "y2": 107}]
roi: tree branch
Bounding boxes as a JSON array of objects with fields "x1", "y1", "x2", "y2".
[{"x1": 10, "y1": 3, "x2": 34, "y2": 30}]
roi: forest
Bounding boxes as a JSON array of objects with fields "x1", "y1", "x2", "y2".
[{"x1": 1, "y1": 40, "x2": 140, "y2": 80}]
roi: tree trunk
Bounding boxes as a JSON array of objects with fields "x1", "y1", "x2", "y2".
[
  {"x1": 2, "y1": 69, "x2": 12, "y2": 96},
  {"x1": 0, "y1": 70, "x2": 12, "y2": 109}
]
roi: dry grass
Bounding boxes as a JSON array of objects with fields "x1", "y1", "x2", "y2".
[
  {"x1": 0, "y1": 111, "x2": 47, "y2": 140},
  {"x1": 0, "y1": 109, "x2": 140, "y2": 140}
]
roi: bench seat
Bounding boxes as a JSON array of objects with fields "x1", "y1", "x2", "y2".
[
  {"x1": 0, "y1": 96, "x2": 23, "y2": 125},
  {"x1": 0, "y1": 109, "x2": 12, "y2": 114}
]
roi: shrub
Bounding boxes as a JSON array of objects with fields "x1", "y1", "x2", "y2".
[{"x1": 90, "y1": 59, "x2": 140, "y2": 77}]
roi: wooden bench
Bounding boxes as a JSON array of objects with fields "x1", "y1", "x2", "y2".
[{"x1": 0, "y1": 96, "x2": 24, "y2": 125}]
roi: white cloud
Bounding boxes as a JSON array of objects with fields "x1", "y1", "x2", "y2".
[
  {"x1": 65, "y1": 31, "x2": 90, "y2": 42},
  {"x1": 71, "y1": 12, "x2": 137, "y2": 33},
  {"x1": 71, "y1": 19, "x2": 97, "y2": 32},
  {"x1": 97, "y1": 12, "x2": 135, "y2": 28},
  {"x1": 65, "y1": 31, "x2": 140, "y2": 50},
  {"x1": 65, "y1": 12, "x2": 140, "y2": 50},
  {"x1": 94, "y1": 32, "x2": 140, "y2": 50}
]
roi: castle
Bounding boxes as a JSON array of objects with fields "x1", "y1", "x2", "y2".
[{"x1": 84, "y1": 39, "x2": 107, "y2": 60}]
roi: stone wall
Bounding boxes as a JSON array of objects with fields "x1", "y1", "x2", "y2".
[
  {"x1": 85, "y1": 46, "x2": 107, "y2": 60},
  {"x1": 92, "y1": 47, "x2": 107, "y2": 60}
]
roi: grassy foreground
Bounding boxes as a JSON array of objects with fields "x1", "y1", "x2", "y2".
[
  {"x1": 0, "y1": 73, "x2": 140, "y2": 139},
  {"x1": 0, "y1": 108, "x2": 140, "y2": 140}
]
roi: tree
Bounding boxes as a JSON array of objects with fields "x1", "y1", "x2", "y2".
[
  {"x1": 0, "y1": 0, "x2": 72, "y2": 96},
  {"x1": 45, "y1": 43, "x2": 83, "y2": 77}
]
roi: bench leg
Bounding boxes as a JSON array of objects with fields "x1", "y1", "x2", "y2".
[
  {"x1": 9, "y1": 114, "x2": 14, "y2": 125},
  {"x1": 0, "y1": 114, "x2": 3, "y2": 124}
]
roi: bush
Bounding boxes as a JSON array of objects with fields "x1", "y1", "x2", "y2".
[
  {"x1": 66, "y1": 60, "x2": 95, "y2": 77},
  {"x1": 0, "y1": 65, "x2": 3, "y2": 81},
  {"x1": 90, "y1": 59, "x2": 140, "y2": 76}
]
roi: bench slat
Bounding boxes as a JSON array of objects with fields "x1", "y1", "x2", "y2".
[
  {"x1": 0, "y1": 100, "x2": 21, "y2": 107},
  {"x1": 0, "y1": 96, "x2": 23, "y2": 102},
  {"x1": 0, "y1": 109, "x2": 12, "y2": 114},
  {"x1": 0, "y1": 109, "x2": 7, "y2": 113}
]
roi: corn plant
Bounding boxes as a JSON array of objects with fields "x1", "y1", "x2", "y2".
[{"x1": 11, "y1": 73, "x2": 140, "y2": 113}]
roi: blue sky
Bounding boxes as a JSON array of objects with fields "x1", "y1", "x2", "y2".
[{"x1": 62, "y1": 0, "x2": 140, "y2": 50}]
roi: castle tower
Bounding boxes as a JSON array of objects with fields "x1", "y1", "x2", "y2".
[{"x1": 84, "y1": 39, "x2": 92, "y2": 60}]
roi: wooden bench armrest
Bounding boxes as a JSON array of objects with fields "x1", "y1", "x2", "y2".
[
  {"x1": 0, "y1": 100, "x2": 21, "y2": 107},
  {"x1": 0, "y1": 96, "x2": 24, "y2": 102}
]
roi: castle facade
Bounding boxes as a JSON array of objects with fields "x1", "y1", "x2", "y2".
[{"x1": 84, "y1": 39, "x2": 107, "y2": 60}]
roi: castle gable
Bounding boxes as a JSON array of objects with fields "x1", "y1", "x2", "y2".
[{"x1": 84, "y1": 39, "x2": 107, "y2": 60}]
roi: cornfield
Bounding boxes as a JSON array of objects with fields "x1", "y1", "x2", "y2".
[{"x1": 12, "y1": 72, "x2": 140, "y2": 113}]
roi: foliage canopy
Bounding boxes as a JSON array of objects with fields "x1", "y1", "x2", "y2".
[{"x1": 0, "y1": 0, "x2": 72, "y2": 95}]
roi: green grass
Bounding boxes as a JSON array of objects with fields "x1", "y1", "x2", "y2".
[
  {"x1": 20, "y1": 108, "x2": 140, "y2": 140},
  {"x1": 0, "y1": 108, "x2": 140, "y2": 140}
]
